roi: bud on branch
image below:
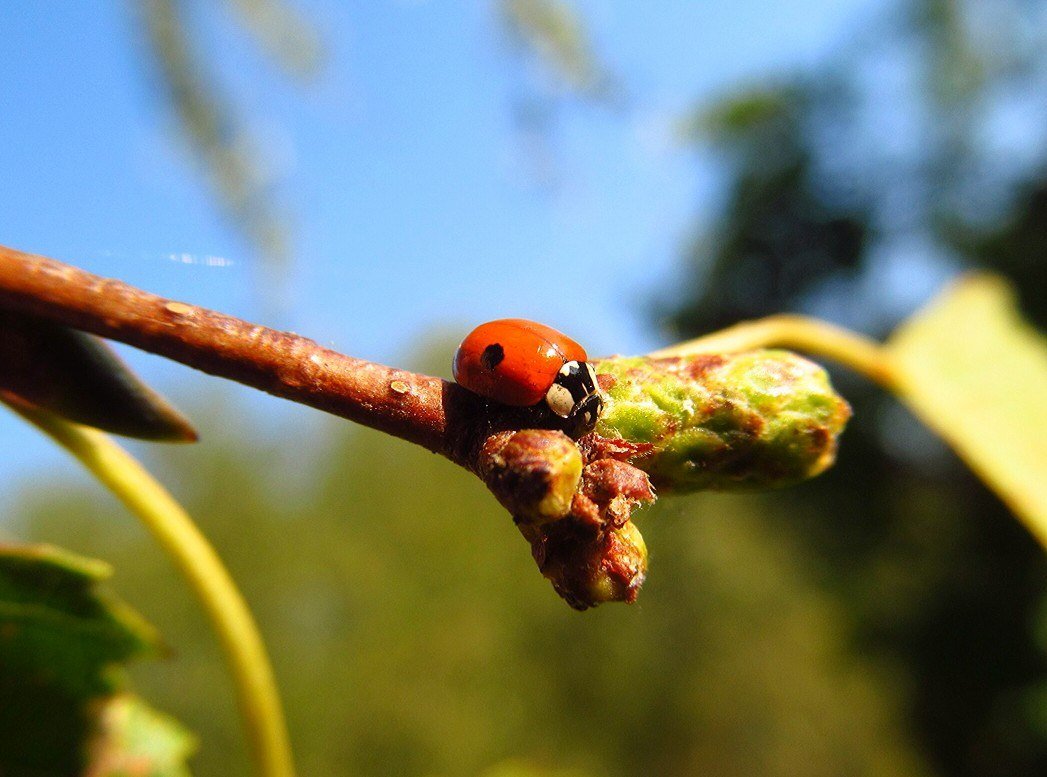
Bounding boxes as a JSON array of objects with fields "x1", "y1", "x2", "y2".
[{"x1": 0, "y1": 244, "x2": 851, "y2": 608}]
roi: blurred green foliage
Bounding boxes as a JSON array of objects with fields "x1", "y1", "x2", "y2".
[
  {"x1": 0, "y1": 543, "x2": 193, "y2": 774},
  {"x1": 134, "y1": 0, "x2": 321, "y2": 289},
  {"x1": 84, "y1": 693, "x2": 195, "y2": 777},
  {"x1": 668, "y1": 1, "x2": 1047, "y2": 775}
]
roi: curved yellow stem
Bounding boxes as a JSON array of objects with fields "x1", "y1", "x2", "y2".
[
  {"x1": 649, "y1": 314, "x2": 898, "y2": 390},
  {"x1": 10, "y1": 402, "x2": 294, "y2": 777}
]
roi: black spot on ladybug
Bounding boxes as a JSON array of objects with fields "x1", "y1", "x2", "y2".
[{"x1": 480, "y1": 343, "x2": 505, "y2": 371}]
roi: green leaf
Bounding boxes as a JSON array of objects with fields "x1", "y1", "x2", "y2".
[
  {"x1": 888, "y1": 274, "x2": 1047, "y2": 543},
  {"x1": 0, "y1": 310, "x2": 197, "y2": 442},
  {"x1": 0, "y1": 542, "x2": 194, "y2": 775},
  {"x1": 84, "y1": 694, "x2": 196, "y2": 777},
  {"x1": 0, "y1": 542, "x2": 160, "y2": 696}
]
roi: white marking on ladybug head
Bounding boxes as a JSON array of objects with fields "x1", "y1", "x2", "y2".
[
  {"x1": 545, "y1": 383, "x2": 575, "y2": 418},
  {"x1": 585, "y1": 363, "x2": 597, "y2": 385}
]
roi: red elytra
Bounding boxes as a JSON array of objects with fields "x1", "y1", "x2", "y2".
[{"x1": 453, "y1": 318, "x2": 588, "y2": 406}]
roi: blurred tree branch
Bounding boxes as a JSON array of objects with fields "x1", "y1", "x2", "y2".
[
  {"x1": 223, "y1": 0, "x2": 322, "y2": 77},
  {"x1": 498, "y1": 0, "x2": 619, "y2": 185},
  {"x1": 500, "y1": 0, "x2": 612, "y2": 98},
  {"x1": 134, "y1": 0, "x2": 321, "y2": 285}
]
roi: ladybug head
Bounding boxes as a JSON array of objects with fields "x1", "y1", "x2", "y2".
[{"x1": 545, "y1": 361, "x2": 603, "y2": 436}]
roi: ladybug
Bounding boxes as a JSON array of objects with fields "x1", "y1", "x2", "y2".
[{"x1": 453, "y1": 318, "x2": 603, "y2": 435}]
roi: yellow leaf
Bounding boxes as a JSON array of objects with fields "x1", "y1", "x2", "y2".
[{"x1": 888, "y1": 274, "x2": 1047, "y2": 544}]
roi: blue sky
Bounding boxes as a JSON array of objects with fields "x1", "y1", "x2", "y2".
[{"x1": 0, "y1": 1, "x2": 878, "y2": 491}]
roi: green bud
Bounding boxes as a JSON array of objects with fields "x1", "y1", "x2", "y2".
[
  {"x1": 525, "y1": 519, "x2": 648, "y2": 610},
  {"x1": 479, "y1": 430, "x2": 583, "y2": 525},
  {"x1": 593, "y1": 350, "x2": 851, "y2": 491}
]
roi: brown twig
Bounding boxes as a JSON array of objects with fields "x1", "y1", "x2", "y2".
[
  {"x1": 0, "y1": 244, "x2": 657, "y2": 608},
  {"x1": 0, "y1": 243, "x2": 486, "y2": 463},
  {"x1": 0, "y1": 243, "x2": 863, "y2": 609}
]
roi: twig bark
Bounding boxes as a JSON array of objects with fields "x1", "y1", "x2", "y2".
[
  {"x1": 0, "y1": 242, "x2": 865, "y2": 610},
  {"x1": 0, "y1": 243, "x2": 484, "y2": 463}
]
